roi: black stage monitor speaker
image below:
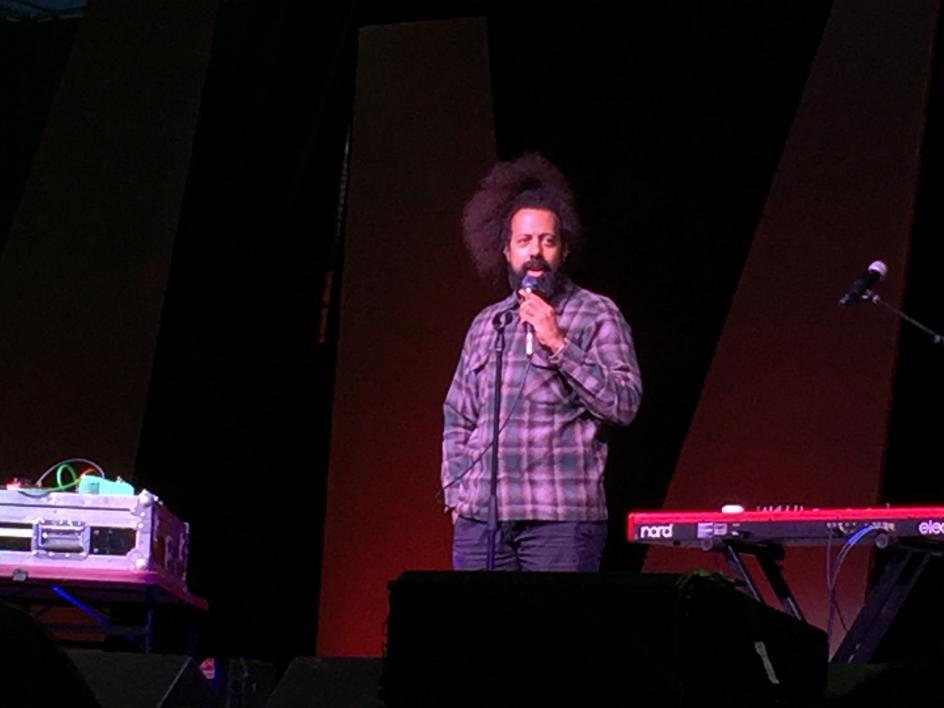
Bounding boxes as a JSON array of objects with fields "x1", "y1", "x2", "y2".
[
  {"x1": 827, "y1": 659, "x2": 944, "y2": 707},
  {"x1": 67, "y1": 650, "x2": 222, "y2": 708},
  {"x1": 266, "y1": 657, "x2": 382, "y2": 708},
  {"x1": 382, "y1": 571, "x2": 828, "y2": 708},
  {"x1": 0, "y1": 601, "x2": 100, "y2": 707}
]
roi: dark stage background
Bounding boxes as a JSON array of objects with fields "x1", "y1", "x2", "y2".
[{"x1": 3, "y1": 0, "x2": 944, "y2": 668}]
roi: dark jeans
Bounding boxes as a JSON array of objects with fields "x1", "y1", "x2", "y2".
[{"x1": 452, "y1": 517, "x2": 607, "y2": 571}]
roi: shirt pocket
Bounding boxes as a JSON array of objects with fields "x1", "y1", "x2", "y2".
[{"x1": 468, "y1": 349, "x2": 492, "y2": 404}]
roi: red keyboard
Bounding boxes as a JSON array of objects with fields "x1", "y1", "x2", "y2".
[{"x1": 627, "y1": 506, "x2": 944, "y2": 547}]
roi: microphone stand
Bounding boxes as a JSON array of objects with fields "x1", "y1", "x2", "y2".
[
  {"x1": 486, "y1": 311, "x2": 511, "y2": 570},
  {"x1": 864, "y1": 290, "x2": 944, "y2": 346}
]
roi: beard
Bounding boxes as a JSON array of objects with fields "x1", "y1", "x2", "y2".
[{"x1": 506, "y1": 257, "x2": 563, "y2": 300}]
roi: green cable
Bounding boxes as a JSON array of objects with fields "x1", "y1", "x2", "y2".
[
  {"x1": 48, "y1": 476, "x2": 81, "y2": 491},
  {"x1": 55, "y1": 463, "x2": 77, "y2": 489}
]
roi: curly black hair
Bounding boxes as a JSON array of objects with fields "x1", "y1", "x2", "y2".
[{"x1": 461, "y1": 153, "x2": 583, "y2": 278}]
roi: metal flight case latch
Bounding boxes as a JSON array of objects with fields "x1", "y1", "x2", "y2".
[{"x1": 35, "y1": 520, "x2": 89, "y2": 556}]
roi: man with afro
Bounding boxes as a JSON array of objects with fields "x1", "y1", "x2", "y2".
[{"x1": 441, "y1": 152, "x2": 642, "y2": 571}]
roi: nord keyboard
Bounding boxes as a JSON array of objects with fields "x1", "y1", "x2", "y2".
[{"x1": 627, "y1": 506, "x2": 944, "y2": 548}]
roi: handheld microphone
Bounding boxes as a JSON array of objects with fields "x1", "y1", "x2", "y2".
[
  {"x1": 520, "y1": 274, "x2": 541, "y2": 357},
  {"x1": 838, "y1": 260, "x2": 887, "y2": 307}
]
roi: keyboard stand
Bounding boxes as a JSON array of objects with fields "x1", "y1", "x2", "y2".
[
  {"x1": 709, "y1": 538, "x2": 942, "y2": 662},
  {"x1": 711, "y1": 540, "x2": 806, "y2": 622}
]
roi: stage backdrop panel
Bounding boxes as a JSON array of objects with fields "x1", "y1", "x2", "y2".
[
  {"x1": 317, "y1": 18, "x2": 497, "y2": 657},
  {"x1": 0, "y1": 0, "x2": 218, "y2": 479},
  {"x1": 644, "y1": 0, "x2": 939, "y2": 653}
]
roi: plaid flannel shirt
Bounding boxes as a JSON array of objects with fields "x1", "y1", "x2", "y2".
[{"x1": 441, "y1": 278, "x2": 642, "y2": 521}]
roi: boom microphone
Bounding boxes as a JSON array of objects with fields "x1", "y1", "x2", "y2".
[{"x1": 838, "y1": 261, "x2": 887, "y2": 307}]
